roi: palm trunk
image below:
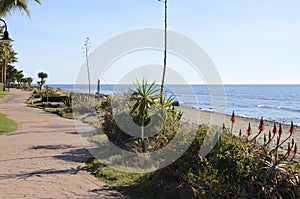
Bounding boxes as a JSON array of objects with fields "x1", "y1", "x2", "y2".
[
  {"x1": 141, "y1": 117, "x2": 144, "y2": 140},
  {"x1": 3, "y1": 45, "x2": 7, "y2": 91},
  {"x1": 160, "y1": 0, "x2": 167, "y2": 103},
  {"x1": 1, "y1": 66, "x2": 3, "y2": 85}
]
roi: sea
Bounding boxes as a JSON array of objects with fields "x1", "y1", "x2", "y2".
[{"x1": 48, "y1": 84, "x2": 300, "y2": 126}]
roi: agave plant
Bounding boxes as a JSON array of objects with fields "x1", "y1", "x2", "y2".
[
  {"x1": 153, "y1": 93, "x2": 182, "y2": 125},
  {"x1": 129, "y1": 79, "x2": 159, "y2": 151}
]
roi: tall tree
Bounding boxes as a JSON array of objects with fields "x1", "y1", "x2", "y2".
[
  {"x1": 0, "y1": 0, "x2": 41, "y2": 17},
  {"x1": 159, "y1": 0, "x2": 168, "y2": 103},
  {"x1": 0, "y1": 26, "x2": 17, "y2": 89},
  {"x1": 37, "y1": 72, "x2": 47, "y2": 91}
]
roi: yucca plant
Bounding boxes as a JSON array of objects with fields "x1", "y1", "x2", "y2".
[
  {"x1": 61, "y1": 93, "x2": 73, "y2": 113},
  {"x1": 129, "y1": 79, "x2": 160, "y2": 152}
]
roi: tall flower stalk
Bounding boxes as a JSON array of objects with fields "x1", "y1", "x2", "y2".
[{"x1": 230, "y1": 111, "x2": 236, "y2": 134}]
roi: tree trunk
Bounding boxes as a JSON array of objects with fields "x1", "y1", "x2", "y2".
[
  {"x1": 160, "y1": 0, "x2": 167, "y2": 103},
  {"x1": 3, "y1": 45, "x2": 7, "y2": 91}
]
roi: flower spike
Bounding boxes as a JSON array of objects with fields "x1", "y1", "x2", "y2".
[
  {"x1": 230, "y1": 111, "x2": 236, "y2": 123},
  {"x1": 289, "y1": 121, "x2": 295, "y2": 135},
  {"x1": 272, "y1": 123, "x2": 277, "y2": 135},
  {"x1": 258, "y1": 117, "x2": 264, "y2": 131},
  {"x1": 278, "y1": 124, "x2": 283, "y2": 137},
  {"x1": 247, "y1": 122, "x2": 252, "y2": 137}
]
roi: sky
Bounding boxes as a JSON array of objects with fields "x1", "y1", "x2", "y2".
[{"x1": 3, "y1": 0, "x2": 300, "y2": 84}]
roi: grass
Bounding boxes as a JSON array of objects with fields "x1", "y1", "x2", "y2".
[
  {"x1": 0, "y1": 113, "x2": 18, "y2": 135},
  {"x1": 0, "y1": 90, "x2": 8, "y2": 98},
  {"x1": 85, "y1": 157, "x2": 146, "y2": 198}
]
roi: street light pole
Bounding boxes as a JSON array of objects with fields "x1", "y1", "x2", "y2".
[{"x1": 0, "y1": 18, "x2": 13, "y2": 91}]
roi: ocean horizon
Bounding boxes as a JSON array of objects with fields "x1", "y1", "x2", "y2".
[{"x1": 48, "y1": 84, "x2": 300, "y2": 126}]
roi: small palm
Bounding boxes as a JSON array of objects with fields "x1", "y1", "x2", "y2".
[{"x1": 129, "y1": 79, "x2": 159, "y2": 124}]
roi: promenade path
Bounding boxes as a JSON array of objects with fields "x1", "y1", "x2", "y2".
[{"x1": 0, "y1": 89, "x2": 124, "y2": 199}]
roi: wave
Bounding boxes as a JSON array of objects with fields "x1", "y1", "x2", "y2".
[
  {"x1": 237, "y1": 114, "x2": 248, "y2": 118},
  {"x1": 257, "y1": 104, "x2": 300, "y2": 113}
]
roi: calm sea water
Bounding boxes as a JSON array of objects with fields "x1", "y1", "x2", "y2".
[{"x1": 48, "y1": 84, "x2": 300, "y2": 125}]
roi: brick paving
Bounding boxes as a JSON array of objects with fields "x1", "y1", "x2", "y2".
[{"x1": 0, "y1": 89, "x2": 124, "y2": 199}]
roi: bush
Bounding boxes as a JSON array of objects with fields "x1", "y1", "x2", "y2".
[
  {"x1": 0, "y1": 83, "x2": 3, "y2": 91},
  {"x1": 41, "y1": 96, "x2": 67, "y2": 102}
]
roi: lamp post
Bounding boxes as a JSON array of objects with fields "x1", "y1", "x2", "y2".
[{"x1": 0, "y1": 18, "x2": 13, "y2": 91}]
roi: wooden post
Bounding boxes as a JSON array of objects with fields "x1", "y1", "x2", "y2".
[{"x1": 97, "y1": 79, "x2": 100, "y2": 94}]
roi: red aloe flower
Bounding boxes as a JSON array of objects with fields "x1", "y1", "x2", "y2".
[
  {"x1": 258, "y1": 117, "x2": 264, "y2": 131},
  {"x1": 294, "y1": 143, "x2": 298, "y2": 155},
  {"x1": 222, "y1": 123, "x2": 226, "y2": 133},
  {"x1": 289, "y1": 121, "x2": 295, "y2": 135},
  {"x1": 230, "y1": 111, "x2": 236, "y2": 123},
  {"x1": 287, "y1": 142, "x2": 291, "y2": 156},
  {"x1": 247, "y1": 122, "x2": 252, "y2": 137},
  {"x1": 272, "y1": 123, "x2": 277, "y2": 134},
  {"x1": 230, "y1": 111, "x2": 236, "y2": 134},
  {"x1": 278, "y1": 123, "x2": 283, "y2": 137},
  {"x1": 239, "y1": 129, "x2": 242, "y2": 137}
]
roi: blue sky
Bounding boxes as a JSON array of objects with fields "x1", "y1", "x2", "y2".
[{"x1": 3, "y1": 0, "x2": 300, "y2": 84}]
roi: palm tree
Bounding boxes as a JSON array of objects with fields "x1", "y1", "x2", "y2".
[
  {"x1": 15, "y1": 70, "x2": 24, "y2": 86},
  {"x1": 37, "y1": 72, "x2": 47, "y2": 91},
  {"x1": 130, "y1": 80, "x2": 159, "y2": 150},
  {"x1": 0, "y1": 35, "x2": 17, "y2": 90},
  {"x1": 0, "y1": 0, "x2": 41, "y2": 17},
  {"x1": 25, "y1": 77, "x2": 33, "y2": 87},
  {"x1": 159, "y1": 0, "x2": 168, "y2": 103}
]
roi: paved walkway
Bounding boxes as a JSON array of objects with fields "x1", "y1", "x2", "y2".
[{"x1": 0, "y1": 89, "x2": 124, "y2": 199}]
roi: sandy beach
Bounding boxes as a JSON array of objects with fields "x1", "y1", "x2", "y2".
[{"x1": 180, "y1": 105, "x2": 299, "y2": 152}]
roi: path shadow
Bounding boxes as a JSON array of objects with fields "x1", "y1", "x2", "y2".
[
  {"x1": 54, "y1": 148, "x2": 92, "y2": 163},
  {"x1": 89, "y1": 186, "x2": 125, "y2": 198},
  {"x1": 31, "y1": 144, "x2": 75, "y2": 150},
  {"x1": 0, "y1": 166, "x2": 84, "y2": 180},
  {"x1": 64, "y1": 131, "x2": 78, "y2": 135}
]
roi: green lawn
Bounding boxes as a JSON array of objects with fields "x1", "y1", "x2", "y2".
[{"x1": 0, "y1": 113, "x2": 18, "y2": 135}]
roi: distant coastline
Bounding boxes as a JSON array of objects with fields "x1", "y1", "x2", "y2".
[{"x1": 47, "y1": 84, "x2": 300, "y2": 126}]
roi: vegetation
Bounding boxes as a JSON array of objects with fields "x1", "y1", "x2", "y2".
[
  {"x1": 86, "y1": 81, "x2": 300, "y2": 199},
  {"x1": 25, "y1": 81, "x2": 300, "y2": 198},
  {"x1": 0, "y1": 113, "x2": 17, "y2": 135},
  {"x1": 37, "y1": 72, "x2": 48, "y2": 91},
  {"x1": 0, "y1": 0, "x2": 41, "y2": 17},
  {"x1": 0, "y1": 26, "x2": 18, "y2": 90}
]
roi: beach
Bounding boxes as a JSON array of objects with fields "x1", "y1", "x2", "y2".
[
  {"x1": 48, "y1": 84, "x2": 300, "y2": 153},
  {"x1": 180, "y1": 105, "x2": 299, "y2": 151}
]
